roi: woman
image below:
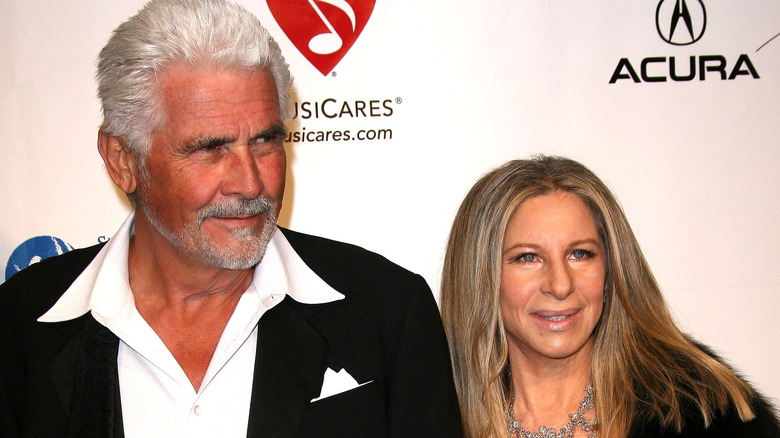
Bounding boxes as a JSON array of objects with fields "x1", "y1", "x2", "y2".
[{"x1": 440, "y1": 155, "x2": 779, "y2": 437}]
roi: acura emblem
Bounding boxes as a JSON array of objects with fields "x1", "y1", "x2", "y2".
[{"x1": 656, "y1": 0, "x2": 707, "y2": 45}]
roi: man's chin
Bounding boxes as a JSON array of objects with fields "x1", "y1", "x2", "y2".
[
  {"x1": 197, "y1": 228, "x2": 275, "y2": 270},
  {"x1": 197, "y1": 243, "x2": 265, "y2": 270}
]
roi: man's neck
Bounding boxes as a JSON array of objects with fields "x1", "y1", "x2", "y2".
[
  {"x1": 126, "y1": 225, "x2": 256, "y2": 391},
  {"x1": 127, "y1": 214, "x2": 256, "y2": 307}
]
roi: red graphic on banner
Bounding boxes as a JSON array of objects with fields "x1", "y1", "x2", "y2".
[{"x1": 267, "y1": 0, "x2": 375, "y2": 75}]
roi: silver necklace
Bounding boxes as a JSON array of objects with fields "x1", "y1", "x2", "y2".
[{"x1": 506, "y1": 386, "x2": 598, "y2": 438}]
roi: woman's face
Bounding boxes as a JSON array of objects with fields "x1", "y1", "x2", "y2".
[{"x1": 500, "y1": 191, "x2": 606, "y2": 365}]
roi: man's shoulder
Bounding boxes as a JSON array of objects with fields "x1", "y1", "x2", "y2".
[
  {"x1": 279, "y1": 227, "x2": 418, "y2": 280},
  {"x1": 0, "y1": 243, "x2": 104, "y2": 319},
  {"x1": 278, "y1": 227, "x2": 431, "y2": 306}
]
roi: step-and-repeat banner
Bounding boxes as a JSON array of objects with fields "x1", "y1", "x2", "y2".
[{"x1": 2, "y1": 1, "x2": 778, "y2": 399}]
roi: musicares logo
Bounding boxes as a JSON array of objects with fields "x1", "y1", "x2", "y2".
[{"x1": 267, "y1": 0, "x2": 376, "y2": 75}]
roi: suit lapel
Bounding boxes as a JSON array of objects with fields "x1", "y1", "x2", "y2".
[
  {"x1": 47, "y1": 316, "x2": 88, "y2": 416},
  {"x1": 61, "y1": 315, "x2": 123, "y2": 438},
  {"x1": 246, "y1": 296, "x2": 328, "y2": 438}
]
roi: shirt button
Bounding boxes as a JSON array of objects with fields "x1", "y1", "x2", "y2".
[{"x1": 193, "y1": 405, "x2": 202, "y2": 416}]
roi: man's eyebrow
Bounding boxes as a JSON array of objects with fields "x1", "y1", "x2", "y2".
[
  {"x1": 181, "y1": 123, "x2": 287, "y2": 152},
  {"x1": 183, "y1": 134, "x2": 235, "y2": 151},
  {"x1": 250, "y1": 122, "x2": 287, "y2": 141}
]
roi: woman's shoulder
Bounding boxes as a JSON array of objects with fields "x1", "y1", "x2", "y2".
[
  {"x1": 736, "y1": 389, "x2": 780, "y2": 436},
  {"x1": 629, "y1": 340, "x2": 780, "y2": 437},
  {"x1": 630, "y1": 397, "x2": 779, "y2": 437},
  {"x1": 693, "y1": 341, "x2": 780, "y2": 436}
]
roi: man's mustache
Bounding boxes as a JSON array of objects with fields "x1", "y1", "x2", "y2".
[{"x1": 196, "y1": 197, "x2": 274, "y2": 226}]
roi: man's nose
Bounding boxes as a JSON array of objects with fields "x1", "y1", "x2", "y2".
[{"x1": 225, "y1": 145, "x2": 263, "y2": 199}]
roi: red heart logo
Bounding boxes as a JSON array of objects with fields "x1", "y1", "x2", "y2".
[{"x1": 267, "y1": 0, "x2": 376, "y2": 75}]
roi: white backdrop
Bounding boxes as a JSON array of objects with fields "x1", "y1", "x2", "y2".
[{"x1": 2, "y1": 0, "x2": 779, "y2": 402}]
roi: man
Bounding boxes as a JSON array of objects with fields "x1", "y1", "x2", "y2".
[{"x1": 0, "y1": 0, "x2": 462, "y2": 436}]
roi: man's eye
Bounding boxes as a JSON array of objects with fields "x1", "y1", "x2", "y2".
[
  {"x1": 198, "y1": 140, "x2": 226, "y2": 152},
  {"x1": 253, "y1": 132, "x2": 284, "y2": 144}
]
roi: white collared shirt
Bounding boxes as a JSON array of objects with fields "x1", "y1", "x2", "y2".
[{"x1": 39, "y1": 214, "x2": 344, "y2": 438}]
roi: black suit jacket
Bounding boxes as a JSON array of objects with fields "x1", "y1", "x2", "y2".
[{"x1": 0, "y1": 227, "x2": 463, "y2": 437}]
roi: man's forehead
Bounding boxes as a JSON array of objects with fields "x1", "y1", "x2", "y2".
[
  {"x1": 147, "y1": 64, "x2": 282, "y2": 146},
  {"x1": 157, "y1": 63, "x2": 277, "y2": 97}
]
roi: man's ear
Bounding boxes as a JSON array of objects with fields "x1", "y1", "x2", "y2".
[{"x1": 98, "y1": 130, "x2": 139, "y2": 195}]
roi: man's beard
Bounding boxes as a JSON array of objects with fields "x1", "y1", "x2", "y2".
[{"x1": 138, "y1": 192, "x2": 278, "y2": 270}]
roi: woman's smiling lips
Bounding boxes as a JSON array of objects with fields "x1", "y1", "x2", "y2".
[{"x1": 531, "y1": 309, "x2": 580, "y2": 331}]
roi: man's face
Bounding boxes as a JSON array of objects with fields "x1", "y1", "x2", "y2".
[{"x1": 134, "y1": 64, "x2": 286, "y2": 270}]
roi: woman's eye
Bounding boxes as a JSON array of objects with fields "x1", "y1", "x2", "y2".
[
  {"x1": 515, "y1": 253, "x2": 537, "y2": 263},
  {"x1": 571, "y1": 249, "x2": 593, "y2": 260}
]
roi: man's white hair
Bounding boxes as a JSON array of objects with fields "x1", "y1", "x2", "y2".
[{"x1": 96, "y1": 0, "x2": 293, "y2": 157}]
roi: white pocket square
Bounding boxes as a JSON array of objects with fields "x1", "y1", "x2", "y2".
[{"x1": 311, "y1": 367, "x2": 373, "y2": 402}]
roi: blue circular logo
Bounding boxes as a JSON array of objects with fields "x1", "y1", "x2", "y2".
[{"x1": 5, "y1": 236, "x2": 74, "y2": 281}]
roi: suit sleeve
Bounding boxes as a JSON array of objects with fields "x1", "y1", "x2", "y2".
[
  {"x1": 0, "y1": 371, "x2": 22, "y2": 438},
  {"x1": 386, "y1": 274, "x2": 463, "y2": 437},
  {"x1": 0, "y1": 284, "x2": 22, "y2": 438}
]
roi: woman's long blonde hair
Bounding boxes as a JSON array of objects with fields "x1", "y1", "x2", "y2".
[{"x1": 440, "y1": 156, "x2": 755, "y2": 437}]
